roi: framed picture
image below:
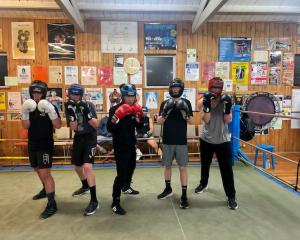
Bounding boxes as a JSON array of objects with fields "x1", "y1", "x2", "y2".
[{"x1": 219, "y1": 37, "x2": 251, "y2": 62}]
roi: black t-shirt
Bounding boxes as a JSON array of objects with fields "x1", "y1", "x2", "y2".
[
  {"x1": 107, "y1": 103, "x2": 143, "y2": 148},
  {"x1": 28, "y1": 105, "x2": 60, "y2": 151},
  {"x1": 75, "y1": 101, "x2": 97, "y2": 135},
  {"x1": 159, "y1": 98, "x2": 193, "y2": 145},
  {"x1": 136, "y1": 116, "x2": 150, "y2": 135}
]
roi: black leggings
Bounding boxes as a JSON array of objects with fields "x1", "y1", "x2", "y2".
[
  {"x1": 199, "y1": 139, "x2": 236, "y2": 199},
  {"x1": 112, "y1": 145, "x2": 136, "y2": 199}
]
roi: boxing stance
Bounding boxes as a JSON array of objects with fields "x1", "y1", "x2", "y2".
[
  {"x1": 157, "y1": 78, "x2": 193, "y2": 209},
  {"x1": 65, "y1": 84, "x2": 99, "y2": 216},
  {"x1": 21, "y1": 80, "x2": 61, "y2": 219},
  {"x1": 195, "y1": 77, "x2": 238, "y2": 210},
  {"x1": 107, "y1": 83, "x2": 144, "y2": 215}
]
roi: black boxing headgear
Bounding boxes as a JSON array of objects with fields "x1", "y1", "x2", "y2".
[
  {"x1": 169, "y1": 78, "x2": 184, "y2": 98},
  {"x1": 29, "y1": 80, "x2": 47, "y2": 99}
]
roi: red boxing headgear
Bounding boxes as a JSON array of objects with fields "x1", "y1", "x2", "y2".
[{"x1": 208, "y1": 77, "x2": 223, "y2": 96}]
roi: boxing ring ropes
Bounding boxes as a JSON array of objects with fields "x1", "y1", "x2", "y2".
[
  {"x1": 0, "y1": 106, "x2": 300, "y2": 192},
  {"x1": 230, "y1": 105, "x2": 300, "y2": 193}
]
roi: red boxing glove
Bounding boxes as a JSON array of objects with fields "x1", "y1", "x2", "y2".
[
  {"x1": 131, "y1": 103, "x2": 144, "y2": 123},
  {"x1": 112, "y1": 104, "x2": 132, "y2": 123}
]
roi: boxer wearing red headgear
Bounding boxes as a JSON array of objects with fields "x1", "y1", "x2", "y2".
[{"x1": 196, "y1": 77, "x2": 238, "y2": 210}]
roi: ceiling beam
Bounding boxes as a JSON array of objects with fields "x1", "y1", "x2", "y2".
[
  {"x1": 0, "y1": 1, "x2": 59, "y2": 10},
  {"x1": 55, "y1": 0, "x2": 84, "y2": 32},
  {"x1": 77, "y1": 2, "x2": 198, "y2": 12},
  {"x1": 219, "y1": 5, "x2": 300, "y2": 14},
  {"x1": 192, "y1": 0, "x2": 229, "y2": 33}
]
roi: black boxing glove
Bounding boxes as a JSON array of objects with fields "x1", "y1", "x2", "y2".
[
  {"x1": 203, "y1": 92, "x2": 216, "y2": 113},
  {"x1": 175, "y1": 98, "x2": 190, "y2": 120},
  {"x1": 162, "y1": 98, "x2": 176, "y2": 119},
  {"x1": 64, "y1": 99, "x2": 77, "y2": 122},
  {"x1": 77, "y1": 100, "x2": 93, "y2": 121},
  {"x1": 221, "y1": 94, "x2": 233, "y2": 115}
]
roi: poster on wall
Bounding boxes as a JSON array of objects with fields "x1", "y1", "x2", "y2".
[
  {"x1": 98, "y1": 66, "x2": 113, "y2": 86},
  {"x1": 130, "y1": 68, "x2": 142, "y2": 85},
  {"x1": 101, "y1": 21, "x2": 138, "y2": 53},
  {"x1": 215, "y1": 62, "x2": 230, "y2": 80},
  {"x1": 11, "y1": 22, "x2": 35, "y2": 59},
  {"x1": 282, "y1": 71, "x2": 294, "y2": 86},
  {"x1": 144, "y1": 23, "x2": 177, "y2": 50},
  {"x1": 145, "y1": 92, "x2": 158, "y2": 109},
  {"x1": 231, "y1": 62, "x2": 249, "y2": 85},
  {"x1": 253, "y1": 51, "x2": 268, "y2": 62},
  {"x1": 267, "y1": 38, "x2": 291, "y2": 51},
  {"x1": 113, "y1": 67, "x2": 127, "y2": 85},
  {"x1": 85, "y1": 88, "x2": 103, "y2": 112},
  {"x1": 291, "y1": 89, "x2": 300, "y2": 128},
  {"x1": 269, "y1": 51, "x2": 282, "y2": 68},
  {"x1": 46, "y1": 88, "x2": 63, "y2": 112},
  {"x1": 202, "y1": 62, "x2": 215, "y2": 81},
  {"x1": 48, "y1": 23, "x2": 75, "y2": 60},
  {"x1": 187, "y1": 49, "x2": 196, "y2": 63},
  {"x1": 49, "y1": 66, "x2": 63, "y2": 84},
  {"x1": 17, "y1": 65, "x2": 31, "y2": 83},
  {"x1": 185, "y1": 63, "x2": 199, "y2": 81},
  {"x1": 251, "y1": 62, "x2": 267, "y2": 85},
  {"x1": 5, "y1": 77, "x2": 18, "y2": 86},
  {"x1": 21, "y1": 88, "x2": 30, "y2": 103},
  {"x1": 106, "y1": 88, "x2": 121, "y2": 111},
  {"x1": 0, "y1": 29, "x2": 2, "y2": 49},
  {"x1": 64, "y1": 66, "x2": 78, "y2": 85},
  {"x1": 136, "y1": 88, "x2": 143, "y2": 106},
  {"x1": 33, "y1": 65, "x2": 48, "y2": 83},
  {"x1": 269, "y1": 67, "x2": 281, "y2": 85},
  {"x1": 218, "y1": 37, "x2": 251, "y2": 62},
  {"x1": 0, "y1": 92, "x2": 6, "y2": 110},
  {"x1": 81, "y1": 66, "x2": 97, "y2": 85},
  {"x1": 7, "y1": 92, "x2": 21, "y2": 111},
  {"x1": 282, "y1": 52, "x2": 294, "y2": 70}
]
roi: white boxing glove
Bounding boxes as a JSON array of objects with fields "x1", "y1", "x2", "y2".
[
  {"x1": 38, "y1": 99, "x2": 58, "y2": 120},
  {"x1": 21, "y1": 99, "x2": 37, "y2": 120}
]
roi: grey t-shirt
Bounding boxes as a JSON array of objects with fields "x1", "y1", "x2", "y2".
[{"x1": 200, "y1": 101, "x2": 231, "y2": 144}]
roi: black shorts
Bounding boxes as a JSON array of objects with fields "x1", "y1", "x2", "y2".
[
  {"x1": 72, "y1": 132, "x2": 97, "y2": 166},
  {"x1": 28, "y1": 149, "x2": 53, "y2": 168}
]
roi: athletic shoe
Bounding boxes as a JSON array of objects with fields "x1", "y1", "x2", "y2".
[
  {"x1": 180, "y1": 198, "x2": 189, "y2": 209},
  {"x1": 194, "y1": 184, "x2": 208, "y2": 194},
  {"x1": 136, "y1": 148, "x2": 143, "y2": 161},
  {"x1": 84, "y1": 201, "x2": 99, "y2": 216},
  {"x1": 122, "y1": 187, "x2": 140, "y2": 195},
  {"x1": 40, "y1": 202, "x2": 57, "y2": 219},
  {"x1": 227, "y1": 198, "x2": 238, "y2": 210},
  {"x1": 72, "y1": 187, "x2": 90, "y2": 197},
  {"x1": 157, "y1": 188, "x2": 173, "y2": 199},
  {"x1": 111, "y1": 204, "x2": 126, "y2": 215},
  {"x1": 32, "y1": 189, "x2": 46, "y2": 200}
]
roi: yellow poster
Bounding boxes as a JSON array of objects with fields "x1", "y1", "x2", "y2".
[
  {"x1": 0, "y1": 92, "x2": 6, "y2": 110},
  {"x1": 232, "y1": 62, "x2": 249, "y2": 85},
  {"x1": 11, "y1": 22, "x2": 35, "y2": 59}
]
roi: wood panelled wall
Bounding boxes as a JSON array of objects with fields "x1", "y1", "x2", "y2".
[{"x1": 0, "y1": 18, "x2": 299, "y2": 158}]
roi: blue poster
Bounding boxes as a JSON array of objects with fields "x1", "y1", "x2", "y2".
[
  {"x1": 144, "y1": 24, "x2": 177, "y2": 50},
  {"x1": 219, "y1": 38, "x2": 251, "y2": 62}
]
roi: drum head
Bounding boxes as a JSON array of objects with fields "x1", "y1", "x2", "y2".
[{"x1": 245, "y1": 93, "x2": 276, "y2": 126}]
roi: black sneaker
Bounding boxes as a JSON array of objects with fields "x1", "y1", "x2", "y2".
[
  {"x1": 111, "y1": 204, "x2": 126, "y2": 215},
  {"x1": 84, "y1": 201, "x2": 99, "y2": 216},
  {"x1": 32, "y1": 189, "x2": 46, "y2": 200},
  {"x1": 157, "y1": 188, "x2": 173, "y2": 199},
  {"x1": 194, "y1": 184, "x2": 208, "y2": 194},
  {"x1": 227, "y1": 198, "x2": 238, "y2": 210},
  {"x1": 180, "y1": 198, "x2": 189, "y2": 209},
  {"x1": 122, "y1": 187, "x2": 140, "y2": 195},
  {"x1": 72, "y1": 187, "x2": 90, "y2": 197},
  {"x1": 40, "y1": 202, "x2": 57, "y2": 219}
]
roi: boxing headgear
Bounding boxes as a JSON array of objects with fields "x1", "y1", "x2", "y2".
[
  {"x1": 208, "y1": 77, "x2": 223, "y2": 96},
  {"x1": 120, "y1": 83, "x2": 136, "y2": 99},
  {"x1": 169, "y1": 78, "x2": 184, "y2": 98},
  {"x1": 68, "y1": 84, "x2": 84, "y2": 97},
  {"x1": 29, "y1": 80, "x2": 47, "y2": 99}
]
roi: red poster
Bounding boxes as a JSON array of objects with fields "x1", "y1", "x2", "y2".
[
  {"x1": 33, "y1": 65, "x2": 48, "y2": 83},
  {"x1": 202, "y1": 62, "x2": 215, "y2": 81},
  {"x1": 98, "y1": 66, "x2": 112, "y2": 86}
]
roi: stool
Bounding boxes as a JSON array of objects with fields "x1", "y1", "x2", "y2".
[{"x1": 254, "y1": 144, "x2": 276, "y2": 169}]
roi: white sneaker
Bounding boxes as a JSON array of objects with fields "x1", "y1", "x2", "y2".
[{"x1": 136, "y1": 148, "x2": 143, "y2": 161}]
